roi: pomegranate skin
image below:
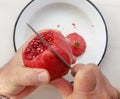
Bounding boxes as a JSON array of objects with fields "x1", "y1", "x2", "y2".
[
  {"x1": 22, "y1": 29, "x2": 75, "y2": 80},
  {"x1": 66, "y1": 33, "x2": 86, "y2": 57}
]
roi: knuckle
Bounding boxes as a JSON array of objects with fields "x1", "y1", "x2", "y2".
[
  {"x1": 87, "y1": 63, "x2": 97, "y2": 67},
  {"x1": 25, "y1": 74, "x2": 39, "y2": 86},
  {"x1": 84, "y1": 65, "x2": 95, "y2": 73},
  {"x1": 23, "y1": 69, "x2": 40, "y2": 85},
  {"x1": 86, "y1": 63, "x2": 98, "y2": 71},
  {"x1": 87, "y1": 63, "x2": 102, "y2": 74}
]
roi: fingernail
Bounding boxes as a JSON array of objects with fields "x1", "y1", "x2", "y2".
[{"x1": 38, "y1": 71, "x2": 49, "y2": 83}]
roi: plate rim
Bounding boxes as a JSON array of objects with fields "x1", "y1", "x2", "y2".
[{"x1": 13, "y1": 0, "x2": 108, "y2": 65}]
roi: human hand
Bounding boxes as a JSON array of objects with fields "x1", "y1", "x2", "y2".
[
  {"x1": 0, "y1": 29, "x2": 76, "y2": 99},
  {"x1": 51, "y1": 64, "x2": 120, "y2": 99},
  {"x1": 0, "y1": 48, "x2": 50, "y2": 99}
]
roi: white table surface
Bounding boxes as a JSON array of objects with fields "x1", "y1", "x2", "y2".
[{"x1": 0, "y1": 0, "x2": 120, "y2": 99}]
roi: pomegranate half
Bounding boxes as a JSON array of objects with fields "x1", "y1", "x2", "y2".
[{"x1": 22, "y1": 29, "x2": 76, "y2": 80}]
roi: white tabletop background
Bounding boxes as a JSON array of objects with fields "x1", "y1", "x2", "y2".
[{"x1": 0, "y1": 0, "x2": 120, "y2": 99}]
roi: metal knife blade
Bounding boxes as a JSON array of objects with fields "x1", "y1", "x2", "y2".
[{"x1": 27, "y1": 24, "x2": 71, "y2": 69}]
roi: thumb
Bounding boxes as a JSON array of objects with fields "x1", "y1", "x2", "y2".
[
  {"x1": 73, "y1": 64, "x2": 97, "y2": 93},
  {"x1": 15, "y1": 67, "x2": 50, "y2": 86}
]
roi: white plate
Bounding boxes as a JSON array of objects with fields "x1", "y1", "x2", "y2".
[{"x1": 13, "y1": 0, "x2": 108, "y2": 81}]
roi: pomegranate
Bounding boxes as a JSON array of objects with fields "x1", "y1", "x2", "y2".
[
  {"x1": 22, "y1": 29, "x2": 76, "y2": 80},
  {"x1": 66, "y1": 33, "x2": 86, "y2": 57}
]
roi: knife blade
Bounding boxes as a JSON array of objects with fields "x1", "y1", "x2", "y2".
[{"x1": 27, "y1": 24, "x2": 71, "y2": 69}]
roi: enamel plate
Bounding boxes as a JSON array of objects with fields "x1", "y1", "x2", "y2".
[{"x1": 13, "y1": 0, "x2": 108, "y2": 81}]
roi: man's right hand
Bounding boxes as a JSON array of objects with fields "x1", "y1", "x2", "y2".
[{"x1": 51, "y1": 63, "x2": 120, "y2": 99}]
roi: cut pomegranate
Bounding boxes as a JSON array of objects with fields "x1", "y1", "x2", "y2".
[
  {"x1": 23, "y1": 31, "x2": 53, "y2": 60},
  {"x1": 22, "y1": 29, "x2": 76, "y2": 80}
]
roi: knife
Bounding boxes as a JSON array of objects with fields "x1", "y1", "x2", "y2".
[{"x1": 27, "y1": 24, "x2": 71, "y2": 69}]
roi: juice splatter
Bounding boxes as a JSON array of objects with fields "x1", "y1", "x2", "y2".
[
  {"x1": 72, "y1": 23, "x2": 76, "y2": 29},
  {"x1": 57, "y1": 24, "x2": 60, "y2": 28}
]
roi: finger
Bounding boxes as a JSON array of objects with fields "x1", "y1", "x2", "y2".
[
  {"x1": 71, "y1": 64, "x2": 85, "y2": 76},
  {"x1": 14, "y1": 67, "x2": 50, "y2": 86},
  {"x1": 10, "y1": 86, "x2": 37, "y2": 99},
  {"x1": 73, "y1": 64, "x2": 97, "y2": 93},
  {"x1": 51, "y1": 78, "x2": 73, "y2": 98}
]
